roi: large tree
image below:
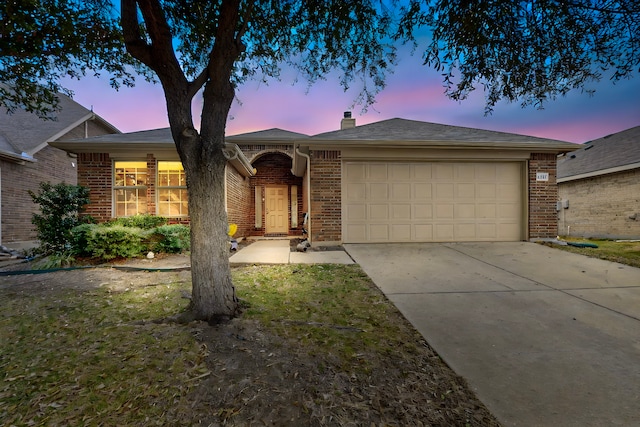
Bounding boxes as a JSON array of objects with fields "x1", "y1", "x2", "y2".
[{"x1": 2, "y1": 0, "x2": 638, "y2": 321}]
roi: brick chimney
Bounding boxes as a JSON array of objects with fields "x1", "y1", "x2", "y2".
[{"x1": 340, "y1": 111, "x2": 356, "y2": 130}]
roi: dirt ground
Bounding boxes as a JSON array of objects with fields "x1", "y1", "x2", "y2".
[{"x1": 1, "y1": 253, "x2": 500, "y2": 426}]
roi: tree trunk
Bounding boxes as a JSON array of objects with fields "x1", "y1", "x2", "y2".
[
  {"x1": 122, "y1": 0, "x2": 243, "y2": 322},
  {"x1": 186, "y1": 147, "x2": 238, "y2": 322}
]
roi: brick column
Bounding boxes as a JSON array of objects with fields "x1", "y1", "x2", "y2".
[
  {"x1": 77, "y1": 153, "x2": 112, "y2": 222},
  {"x1": 529, "y1": 153, "x2": 558, "y2": 239},
  {"x1": 146, "y1": 154, "x2": 156, "y2": 216},
  {"x1": 309, "y1": 150, "x2": 341, "y2": 242}
]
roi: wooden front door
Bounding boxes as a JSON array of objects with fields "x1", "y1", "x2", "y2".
[{"x1": 265, "y1": 185, "x2": 288, "y2": 234}]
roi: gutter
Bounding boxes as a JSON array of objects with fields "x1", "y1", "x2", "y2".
[
  {"x1": 0, "y1": 148, "x2": 37, "y2": 164},
  {"x1": 223, "y1": 143, "x2": 256, "y2": 177},
  {"x1": 295, "y1": 146, "x2": 312, "y2": 243}
]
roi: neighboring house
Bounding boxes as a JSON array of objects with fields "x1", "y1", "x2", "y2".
[
  {"x1": 51, "y1": 114, "x2": 577, "y2": 244},
  {"x1": 0, "y1": 94, "x2": 120, "y2": 248},
  {"x1": 557, "y1": 125, "x2": 640, "y2": 239}
]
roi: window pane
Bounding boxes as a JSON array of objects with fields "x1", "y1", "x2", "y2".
[
  {"x1": 158, "y1": 161, "x2": 186, "y2": 187},
  {"x1": 113, "y1": 162, "x2": 147, "y2": 217},
  {"x1": 158, "y1": 189, "x2": 188, "y2": 217},
  {"x1": 115, "y1": 161, "x2": 147, "y2": 187},
  {"x1": 114, "y1": 189, "x2": 148, "y2": 217}
]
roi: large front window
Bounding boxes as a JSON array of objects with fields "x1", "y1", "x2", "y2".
[
  {"x1": 114, "y1": 161, "x2": 148, "y2": 217},
  {"x1": 158, "y1": 161, "x2": 188, "y2": 217}
]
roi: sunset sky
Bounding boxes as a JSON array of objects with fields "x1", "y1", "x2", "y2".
[{"x1": 64, "y1": 45, "x2": 640, "y2": 144}]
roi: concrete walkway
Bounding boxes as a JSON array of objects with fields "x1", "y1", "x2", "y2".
[
  {"x1": 229, "y1": 239, "x2": 354, "y2": 265},
  {"x1": 344, "y1": 242, "x2": 640, "y2": 427}
]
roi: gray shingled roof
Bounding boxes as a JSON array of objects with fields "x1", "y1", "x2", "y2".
[
  {"x1": 558, "y1": 125, "x2": 640, "y2": 179},
  {"x1": 226, "y1": 128, "x2": 309, "y2": 141},
  {"x1": 312, "y1": 118, "x2": 573, "y2": 145},
  {"x1": 57, "y1": 127, "x2": 307, "y2": 147},
  {"x1": 0, "y1": 93, "x2": 116, "y2": 156}
]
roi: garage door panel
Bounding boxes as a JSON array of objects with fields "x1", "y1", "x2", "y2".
[
  {"x1": 498, "y1": 222, "x2": 521, "y2": 239},
  {"x1": 343, "y1": 161, "x2": 523, "y2": 243},
  {"x1": 370, "y1": 224, "x2": 389, "y2": 240},
  {"x1": 413, "y1": 183, "x2": 432, "y2": 199},
  {"x1": 414, "y1": 204, "x2": 433, "y2": 219},
  {"x1": 346, "y1": 203, "x2": 366, "y2": 220},
  {"x1": 477, "y1": 223, "x2": 497, "y2": 239},
  {"x1": 435, "y1": 224, "x2": 455, "y2": 240},
  {"x1": 477, "y1": 183, "x2": 497, "y2": 198},
  {"x1": 436, "y1": 204, "x2": 454, "y2": 219},
  {"x1": 435, "y1": 164, "x2": 454, "y2": 179},
  {"x1": 391, "y1": 204, "x2": 411, "y2": 220},
  {"x1": 436, "y1": 183, "x2": 455, "y2": 198},
  {"x1": 391, "y1": 183, "x2": 411, "y2": 199},
  {"x1": 456, "y1": 164, "x2": 476, "y2": 180},
  {"x1": 391, "y1": 224, "x2": 412, "y2": 240},
  {"x1": 414, "y1": 163, "x2": 432, "y2": 179},
  {"x1": 456, "y1": 223, "x2": 476, "y2": 240},
  {"x1": 498, "y1": 203, "x2": 520, "y2": 219},
  {"x1": 477, "y1": 204, "x2": 497, "y2": 219},
  {"x1": 456, "y1": 204, "x2": 476, "y2": 219},
  {"x1": 390, "y1": 163, "x2": 411, "y2": 180},
  {"x1": 346, "y1": 182, "x2": 366, "y2": 200},
  {"x1": 368, "y1": 164, "x2": 388, "y2": 180},
  {"x1": 346, "y1": 223, "x2": 367, "y2": 242},
  {"x1": 457, "y1": 183, "x2": 477, "y2": 199},
  {"x1": 369, "y1": 204, "x2": 389, "y2": 220}
]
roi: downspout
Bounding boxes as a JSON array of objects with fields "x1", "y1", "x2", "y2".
[{"x1": 295, "y1": 146, "x2": 312, "y2": 244}]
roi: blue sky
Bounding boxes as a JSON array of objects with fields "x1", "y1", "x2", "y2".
[{"x1": 65, "y1": 44, "x2": 640, "y2": 144}]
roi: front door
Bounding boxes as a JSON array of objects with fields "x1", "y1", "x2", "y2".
[{"x1": 265, "y1": 185, "x2": 288, "y2": 234}]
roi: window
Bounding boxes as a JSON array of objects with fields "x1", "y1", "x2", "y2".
[
  {"x1": 158, "y1": 161, "x2": 188, "y2": 217},
  {"x1": 114, "y1": 161, "x2": 148, "y2": 217}
]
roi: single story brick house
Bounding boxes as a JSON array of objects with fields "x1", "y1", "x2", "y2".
[
  {"x1": 51, "y1": 114, "x2": 577, "y2": 244},
  {"x1": 557, "y1": 125, "x2": 640, "y2": 239},
  {"x1": 0, "y1": 94, "x2": 120, "y2": 248}
]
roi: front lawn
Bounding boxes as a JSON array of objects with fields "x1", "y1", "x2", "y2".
[
  {"x1": 0, "y1": 264, "x2": 498, "y2": 426},
  {"x1": 548, "y1": 237, "x2": 640, "y2": 268}
]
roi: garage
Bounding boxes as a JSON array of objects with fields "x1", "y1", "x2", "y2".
[{"x1": 343, "y1": 161, "x2": 524, "y2": 243}]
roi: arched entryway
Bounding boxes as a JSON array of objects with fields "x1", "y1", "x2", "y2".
[{"x1": 250, "y1": 152, "x2": 304, "y2": 237}]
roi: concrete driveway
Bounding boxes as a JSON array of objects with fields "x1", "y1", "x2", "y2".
[{"x1": 344, "y1": 242, "x2": 640, "y2": 427}]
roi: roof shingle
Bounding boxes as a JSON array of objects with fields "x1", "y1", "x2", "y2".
[{"x1": 558, "y1": 125, "x2": 640, "y2": 179}]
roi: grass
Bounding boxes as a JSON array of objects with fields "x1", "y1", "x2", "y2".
[
  {"x1": 549, "y1": 237, "x2": 640, "y2": 268},
  {"x1": 235, "y1": 264, "x2": 417, "y2": 370},
  {"x1": 0, "y1": 283, "x2": 204, "y2": 426},
  {"x1": 0, "y1": 264, "x2": 421, "y2": 426}
]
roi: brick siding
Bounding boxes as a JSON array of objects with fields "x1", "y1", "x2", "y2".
[
  {"x1": 1, "y1": 118, "x2": 119, "y2": 245},
  {"x1": 558, "y1": 168, "x2": 640, "y2": 239},
  {"x1": 529, "y1": 153, "x2": 558, "y2": 239},
  {"x1": 226, "y1": 165, "x2": 252, "y2": 237},
  {"x1": 78, "y1": 153, "x2": 113, "y2": 222},
  {"x1": 1, "y1": 145, "x2": 77, "y2": 244},
  {"x1": 309, "y1": 150, "x2": 341, "y2": 242}
]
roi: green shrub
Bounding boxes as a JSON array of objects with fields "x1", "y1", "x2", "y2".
[
  {"x1": 86, "y1": 225, "x2": 148, "y2": 260},
  {"x1": 29, "y1": 182, "x2": 90, "y2": 254},
  {"x1": 151, "y1": 224, "x2": 191, "y2": 254},
  {"x1": 108, "y1": 214, "x2": 168, "y2": 230},
  {"x1": 70, "y1": 223, "x2": 97, "y2": 257}
]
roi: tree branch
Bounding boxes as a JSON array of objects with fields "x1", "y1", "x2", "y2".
[{"x1": 121, "y1": 0, "x2": 153, "y2": 66}]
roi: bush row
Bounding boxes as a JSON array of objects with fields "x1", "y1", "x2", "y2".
[{"x1": 72, "y1": 218, "x2": 191, "y2": 260}]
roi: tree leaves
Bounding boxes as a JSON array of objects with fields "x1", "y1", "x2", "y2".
[
  {"x1": 413, "y1": 0, "x2": 640, "y2": 112},
  {"x1": 0, "y1": 0, "x2": 148, "y2": 117}
]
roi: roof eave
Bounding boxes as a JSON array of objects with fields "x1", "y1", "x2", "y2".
[
  {"x1": 224, "y1": 144, "x2": 256, "y2": 177},
  {"x1": 302, "y1": 139, "x2": 579, "y2": 153},
  {"x1": 558, "y1": 162, "x2": 640, "y2": 183},
  {"x1": 0, "y1": 148, "x2": 37, "y2": 164}
]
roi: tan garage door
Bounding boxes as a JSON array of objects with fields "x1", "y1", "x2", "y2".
[{"x1": 343, "y1": 161, "x2": 523, "y2": 243}]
